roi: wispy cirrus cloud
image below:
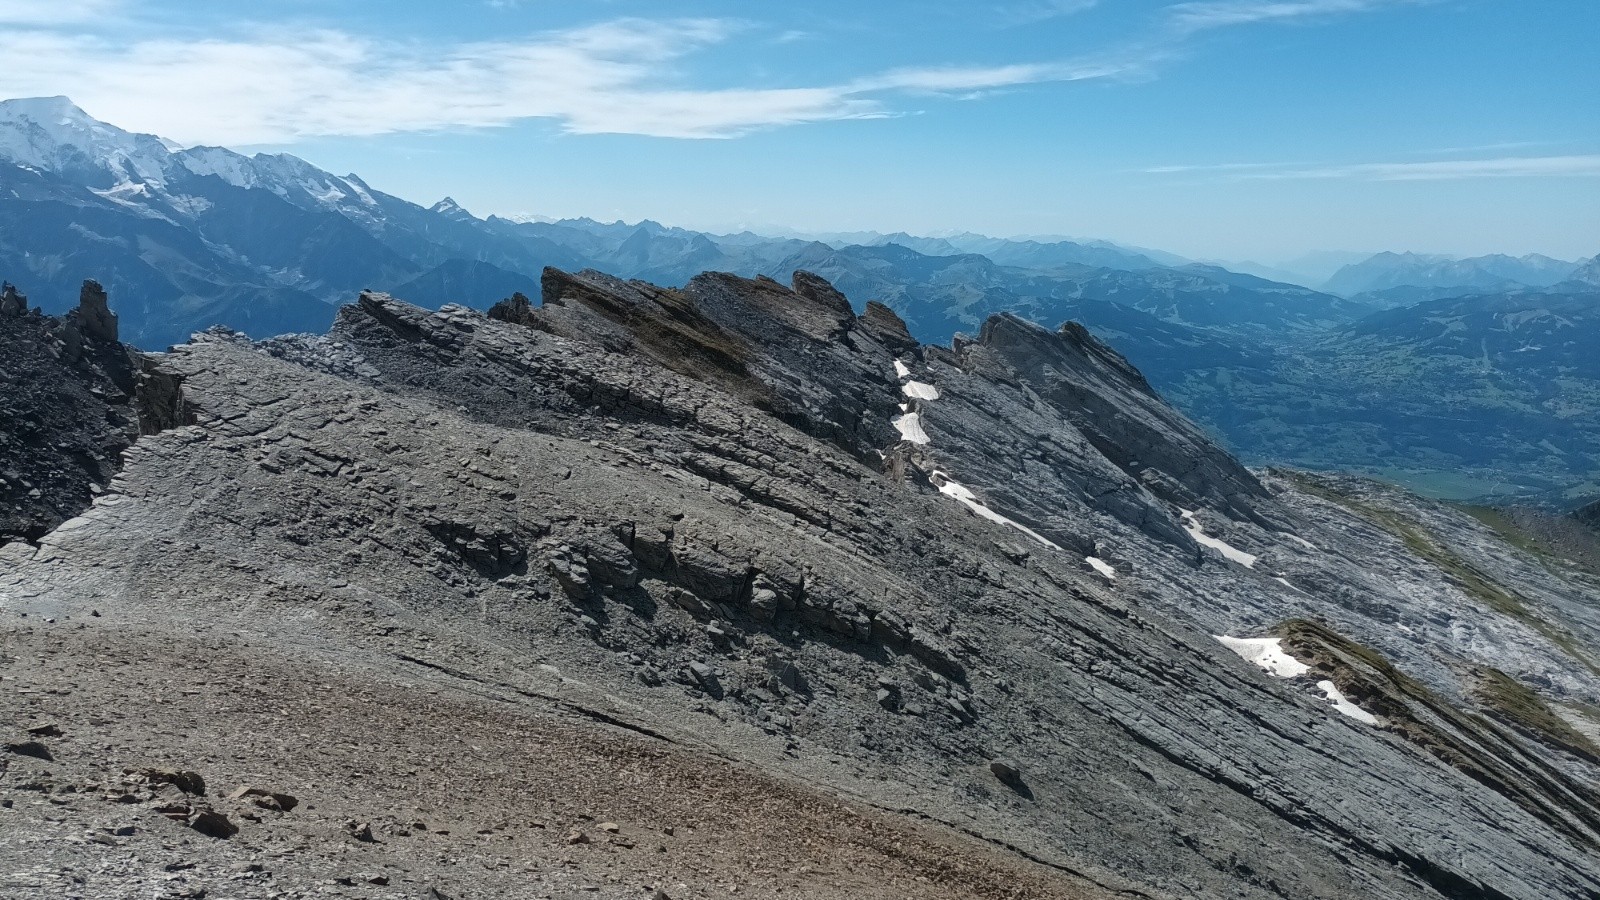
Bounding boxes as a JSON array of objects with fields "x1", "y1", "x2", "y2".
[
  {"x1": 1144, "y1": 154, "x2": 1600, "y2": 180},
  {"x1": 0, "y1": 0, "x2": 118, "y2": 24},
  {"x1": 0, "y1": 0, "x2": 1429, "y2": 144},
  {"x1": 0, "y1": 19, "x2": 894, "y2": 143},
  {"x1": 997, "y1": 0, "x2": 1100, "y2": 26},
  {"x1": 1163, "y1": 0, "x2": 1424, "y2": 33},
  {"x1": 0, "y1": 14, "x2": 1162, "y2": 144}
]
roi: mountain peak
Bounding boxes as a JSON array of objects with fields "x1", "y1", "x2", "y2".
[
  {"x1": 430, "y1": 196, "x2": 473, "y2": 218},
  {"x1": 0, "y1": 95, "x2": 176, "y2": 189},
  {"x1": 0, "y1": 95, "x2": 94, "y2": 123}
]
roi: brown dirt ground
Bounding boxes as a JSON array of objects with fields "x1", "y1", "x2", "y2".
[{"x1": 1, "y1": 619, "x2": 1118, "y2": 900}]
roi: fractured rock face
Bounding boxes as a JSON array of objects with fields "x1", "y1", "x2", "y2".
[
  {"x1": 72, "y1": 279, "x2": 118, "y2": 346},
  {"x1": 0, "y1": 282, "x2": 27, "y2": 317},
  {"x1": 0, "y1": 281, "x2": 190, "y2": 544},
  {"x1": 3, "y1": 269, "x2": 1600, "y2": 900}
]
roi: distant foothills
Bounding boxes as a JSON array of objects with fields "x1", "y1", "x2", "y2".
[{"x1": 2, "y1": 96, "x2": 1598, "y2": 505}]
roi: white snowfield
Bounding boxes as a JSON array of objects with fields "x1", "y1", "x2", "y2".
[
  {"x1": 0, "y1": 98, "x2": 385, "y2": 222},
  {"x1": 891, "y1": 412, "x2": 930, "y2": 445},
  {"x1": 889, "y1": 356, "x2": 1105, "y2": 574},
  {"x1": 1215, "y1": 635, "x2": 1379, "y2": 725},
  {"x1": 1180, "y1": 510, "x2": 1258, "y2": 568},
  {"x1": 1317, "y1": 680, "x2": 1379, "y2": 725},
  {"x1": 1215, "y1": 636, "x2": 1310, "y2": 678},
  {"x1": 887, "y1": 362, "x2": 1115, "y2": 572},
  {"x1": 933, "y1": 472, "x2": 1063, "y2": 551}
]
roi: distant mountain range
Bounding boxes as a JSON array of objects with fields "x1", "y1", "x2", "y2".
[
  {"x1": 0, "y1": 97, "x2": 1363, "y2": 348},
  {"x1": 2, "y1": 95, "x2": 1597, "y2": 505},
  {"x1": 1324, "y1": 250, "x2": 1585, "y2": 298}
]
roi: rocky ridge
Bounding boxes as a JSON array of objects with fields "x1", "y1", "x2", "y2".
[
  {"x1": 2, "y1": 269, "x2": 1599, "y2": 899},
  {"x1": 0, "y1": 280, "x2": 189, "y2": 543}
]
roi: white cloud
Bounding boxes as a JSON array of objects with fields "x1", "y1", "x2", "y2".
[
  {"x1": 998, "y1": 0, "x2": 1100, "y2": 26},
  {"x1": 0, "y1": 19, "x2": 894, "y2": 143},
  {"x1": 1265, "y1": 155, "x2": 1600, "y2": 180},
  {"x1": 0, "y1": 0, "x2": 116, "y2": 22},
  {"x1": 1143, "y1": 160, "x2": 1313, "y2": 174},
  {"x1": 1164, "y1": 0, "x2": 1419, "y2": 33},
  {"x1": 0, "y1": 0, "x2": 116, "y2": 23},
  {"x1": 1146, "y1": 154, "x2": 1600, "y2": 180},
  {"x1": 0, "y1": 16, "x2": 1137, "y2": 144},
  {"x1": 0, "y1": 0, "x2": 1430, "y2": 145},
  {"x1": 851, "y1": 63, "x2": 1060, "y2": 94}
]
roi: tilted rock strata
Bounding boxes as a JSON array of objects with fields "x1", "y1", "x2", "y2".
[{"x1": 2, "y1": 271, "x2": 1598, "y2": 899}]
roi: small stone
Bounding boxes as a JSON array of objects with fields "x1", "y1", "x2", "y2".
[
  {"x1": 4, "y1": 740, "x2": 52, "y2": 760},
  {"x1": 566, "y1": 830, "x2": 590, "y2": 845},
  {"x1": 188, "y1": 808, "x2": 238, "y2": 839},
  {"x1": 227, "y1": 785, "x2": 298, "y2": 812},
  {"x1": 126, "y1": 767, "x2": 206, "y2": 796},
  {"x1": 348, "y1": 820, "x2": 376, "y2": 843},
  {"x1": 989, "y1": 759, "x2": 1020, "y2": 782},
  {"x1": 766, "y1": 659, "x2": 803, "y2": 693},
  {"x1": 25, "y1": 723, "x2": 62, "y2": 737},
  {"x1": 110, "y1": 825, "x2": 136, "y2": 836},
  {"x1": 599, "y1": 821, "x2": 620, "y2": 833},
  {"x1": 687, "y1": 662, "x2": 723, "y2": 698}
]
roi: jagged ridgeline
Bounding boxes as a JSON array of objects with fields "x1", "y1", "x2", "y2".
[{"x1": 3, "y1": 269, "x2": 1600, "y2": 899}]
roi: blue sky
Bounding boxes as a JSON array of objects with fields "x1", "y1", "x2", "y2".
[{"x1": 1, "y1": 0, "x2": 1596, "y2": 262}]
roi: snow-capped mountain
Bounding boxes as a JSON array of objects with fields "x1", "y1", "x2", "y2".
[
  {"x1": 0, "y1": 95, "x2": 176, "y2": 190},
  {"x1": 0, "y1": 97, "x2": 577, "y2": 345},
  {"x1": 0, "y1": 96, "x2": 1355, "y2": 351}
]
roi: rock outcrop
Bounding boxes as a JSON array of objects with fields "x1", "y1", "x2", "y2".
[
  {"x1": 0, "y1": 281, "x2": 191, "y2": 543},
  {"x1": 2, "y1": 270, "x2": 1599, "y2": 900},
  {"x1": 1575, "y1": 497, "x2": 1600, "y2": 532}
]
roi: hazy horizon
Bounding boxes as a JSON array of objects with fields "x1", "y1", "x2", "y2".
[{"x1": 0, "y1": 0, "x2": 1595, "y2": 262}]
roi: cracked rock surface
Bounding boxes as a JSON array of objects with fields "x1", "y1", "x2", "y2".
[{"x1": 3, "y1": 268, "x2": 1599, "y2": 899}]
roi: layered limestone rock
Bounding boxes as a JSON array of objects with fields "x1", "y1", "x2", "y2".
[{"x1": 3, "y1": 270, "x2": 1599, "y2": 899}]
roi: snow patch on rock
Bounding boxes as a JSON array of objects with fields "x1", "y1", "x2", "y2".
[
  {"x1": 1181, "y1": 510, "x2": 1257, "y2": 568},
  {"x1": 1216, "y1": 636, "x2": 1379, "y2": 725},
  {"x1": 1317, "y1": 679, "x2": 1379, "y2": 725},
  {"x1": 892, "y1": 412, "x2": 930, "y2": 445},
  {"x1": 1215, "y1": 636, "x2": 1310, "y2": 678},
  {"x1": 933, "y1": 472, "x2": 1061, "y2": 551}
]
